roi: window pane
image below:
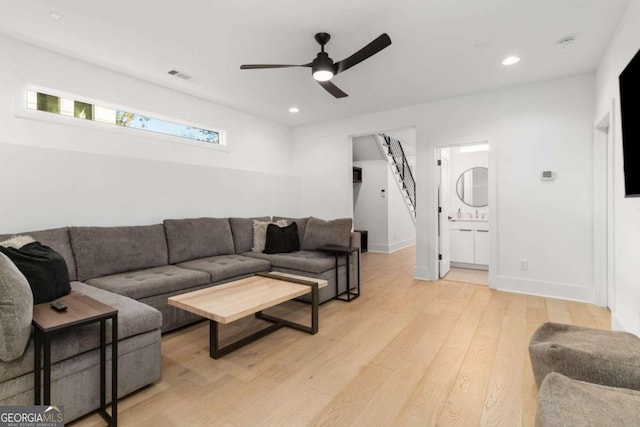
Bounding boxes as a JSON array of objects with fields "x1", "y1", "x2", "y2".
[
  {"x1": 74, "y1": 101, "x2": 93, "y2": 120},
  {"x1": 37, "y1": 93, "x2": 59, "y2": 114}
]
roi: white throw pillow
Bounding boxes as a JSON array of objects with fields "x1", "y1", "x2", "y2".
[
  {"x1": 0, "y1": 235, "x2": 35, "y2": 249},
  {"x1": 252, "y1": 219, "x2": 288, "y2": 252}
]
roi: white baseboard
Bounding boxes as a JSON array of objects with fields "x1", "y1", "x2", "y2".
[
  {"x1": 414, "y1": 266, "x2": 434, "y2": 281},
  {"x1": 610, "y1": 310, "x2": 640, "y2": 335},
  {"x1": 490, "y1": 274, "x2": 595, "y2": 303},
  {"x1": 368, "y1": 238, "x2": 415, "y2": 254}
]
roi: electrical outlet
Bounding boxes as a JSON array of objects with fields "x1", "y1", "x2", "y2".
[{"x1": 519, "y1": 260, "x2": 528, "y2": 271}]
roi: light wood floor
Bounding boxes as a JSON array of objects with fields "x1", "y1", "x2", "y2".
[
  {"x1": 72, "y1": 246, "x2": 610, "y2": 427},
  {"x1": 443, "y1": 267, "x2": 489, "y2": 286}
]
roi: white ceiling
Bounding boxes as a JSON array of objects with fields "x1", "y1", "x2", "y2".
[{"x1": 0, "y1": 0, "x2": 629, "y2": 127}]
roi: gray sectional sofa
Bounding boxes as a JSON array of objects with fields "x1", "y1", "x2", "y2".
[{"x1": 0, "y1": 216, "x2": 358, "y2": 423}]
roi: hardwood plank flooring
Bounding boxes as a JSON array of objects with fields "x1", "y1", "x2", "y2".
[{"x1": 71, "y1": 246, "x2": 610, "y2": 427}]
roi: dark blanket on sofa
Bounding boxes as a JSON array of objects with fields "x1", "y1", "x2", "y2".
[{"x1": 0, "y1": 242, "x2": 70, "y2": 304}]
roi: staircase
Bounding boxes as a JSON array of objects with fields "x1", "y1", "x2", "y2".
[{"x1": 377, "y1": 133, "x2": 416, "y2": 219}]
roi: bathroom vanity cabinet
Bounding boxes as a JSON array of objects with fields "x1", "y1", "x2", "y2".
[{"x1": 449, "y1": 220, "x2": 488, "y2": 269}]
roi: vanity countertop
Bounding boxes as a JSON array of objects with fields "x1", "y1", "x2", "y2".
[{"x1": 449, "y1": 218, "x2": 488, "y2": 222}]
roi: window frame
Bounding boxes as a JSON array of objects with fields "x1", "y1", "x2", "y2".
[{"x1": 18, "y1": 85, "x2": 228, "y2": 152}]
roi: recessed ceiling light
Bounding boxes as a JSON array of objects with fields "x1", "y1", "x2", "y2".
[
  {"x1": 288, "y1": 107, "x2": 299, "y2": 113},
  {"x1": 49, "y1": 12, "x2": 63, "y2": 21},
  {"x1": 502, "y1": 56, "x2": 521, "y2": 66}
]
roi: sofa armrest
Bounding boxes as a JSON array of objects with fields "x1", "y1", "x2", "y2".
[{"x1": 350, "y1": 232, "x2": 361, "y2": 249}]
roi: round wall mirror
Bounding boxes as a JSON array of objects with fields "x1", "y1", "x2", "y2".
[{"x1": 456, "y1": 167, "x2": 488, "y2": 207}]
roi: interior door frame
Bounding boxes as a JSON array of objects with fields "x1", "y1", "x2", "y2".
[
  {"x1": 434, "y1": 141, "x2": 492, "y2": 284},
  {"x1": 593, "y1": 100, "x2": 615, "y2": 308},
  {"x1": 437, "y1": 148, "x2": 451, "y2": 278}
]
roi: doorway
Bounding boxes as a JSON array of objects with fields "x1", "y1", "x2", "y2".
[{"x1": 437, "y1": 143, "x2": 490, "y2": 286}]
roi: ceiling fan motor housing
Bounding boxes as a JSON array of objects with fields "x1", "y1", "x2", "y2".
[{"x1": 312, "y1": 52, "x2": 336, "y2": 77}]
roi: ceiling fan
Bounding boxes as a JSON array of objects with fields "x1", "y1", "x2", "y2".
[{"x1": 240, "y1": 32, "x2": 392, "y2": 98}]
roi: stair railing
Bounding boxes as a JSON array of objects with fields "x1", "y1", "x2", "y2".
[{"x1": 380, "y1": 134, "x2": 416, "y2": 214}]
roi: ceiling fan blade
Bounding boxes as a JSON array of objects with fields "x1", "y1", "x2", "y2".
[
  {"x1": 318, "y1": 80, "x2": 348, "y2": 98},
  {"x1": 240, "y1": 63, "x2": 311, "y2": 69},
  {"x1": 335, "y1": 33, "x2": 392, "y2": 74}
]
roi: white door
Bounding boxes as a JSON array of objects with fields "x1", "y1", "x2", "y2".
[{"x1": 439, "y1": 149, "x2": 451, "y2": 277}]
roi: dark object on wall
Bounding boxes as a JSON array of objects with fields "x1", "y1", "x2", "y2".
[
  {"x1": 0, "y1": 242, "x2": 71, "y2": 304},
  {"x1": 353, "y1": 166, "x2": 362, "y2": 182},
  {"x1": 619, "y1": 47, "x2": 640, "y2": 197},
  {"x1": 264, "y1": 222, "x2": 300, "y2": 254},
  {"x1": 355, "y1": 230, "x2": 368, "y2": 253}
]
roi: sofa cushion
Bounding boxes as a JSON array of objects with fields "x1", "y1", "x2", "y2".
[
  {"x1": 0, "y1": 253, "x2": 33, "y2": 363},
  {"x1": 70, "y1": 225, "x2": 168, "y2": 281},
  {"x1": 273, "y1": 217, "x2": 308, "y2": 246},
  {"x1": 243, "y1": 250, "x2": 345, "y2": 275},
  {"x1": 0, "y1": 281, "x2": 161, "y2": 383},
  {"x1": 177, "y1": 254, "x2": 271, "y2": 282},
  {"x1": 301, "y1": 217, "x2": 353, "y2": 250},
  {"x1": 0, "y1": 227, "x2": 77, "y2": 281},
  {"x1": 536, "y1": 372, "x2": 640, "y2": 427},
  {"x1": 529, "y1": 322, "x2": 640, "y2": 390},
  {"x1": 164, "y1": 218, "x2": 234, "y2": 264},
  {"x1": 86, "y1": 265, "x2": 211, "y2": 300},
  {"x1": 229, "y1": 217, "x2": 270, "y2": 254}
]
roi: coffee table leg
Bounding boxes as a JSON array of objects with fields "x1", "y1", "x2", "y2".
[
  {"x1": 210, "y1": 319, "x2": 283, "y2": 359},
  {"x1": 210, "y1": 320, "x2": 220, "y2": 359}
]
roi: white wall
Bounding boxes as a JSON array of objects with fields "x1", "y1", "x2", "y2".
[
  {"x1": 0, "y1": 34, "x2": 299, "y2": 233},
  {"x1": 353, "y1": 160, "x2": 389, "y2": 251},
  {"x1": 595, "y1": 0, "x2": 640, "y2": 334},
  {"x1": 353, "y1": 159, "x2": 416, "y2": 253},
  {"x1": 449, "y1": 149, "x2": 489, "y2": 218},
  {"x1": 293, "y1": 73, "x2": 595, "y2": 302},
  {"x1": 387, "y1": 169, "x2": 417, "y2": 251}
]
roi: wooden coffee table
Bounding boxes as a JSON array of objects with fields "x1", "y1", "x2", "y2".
[{"x1": 168, "y1": 272, "x2": 327, "y2": 359}]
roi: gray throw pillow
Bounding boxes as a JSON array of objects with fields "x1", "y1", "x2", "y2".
[
  {"x1": 301, "y1": 217, "x2": 353, "y2": 250},
  {"x1": 0, "y1": 253, "x2": 34, "y2": 362}
]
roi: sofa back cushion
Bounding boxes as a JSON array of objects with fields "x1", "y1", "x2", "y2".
[
  {"x1": 0, "y1": 227, "x2": 77, "y2": 281},
  {"x1": 229, "y1": 217, "x2": 270, "y2": 254},
  {"x1": 301, "y1": 217, "x2": 353, "y2": 250},
  {"x1": 70, "y1": 225, "x2": 168, "y2": 281},
  {"x1": 164, "y1": 218, "x2": 234, "y2": 264}
]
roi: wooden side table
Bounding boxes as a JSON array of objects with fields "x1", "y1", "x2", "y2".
[
  {"x1": 317, "y1": 245, "x2": 361, "y2": 302},
  {"x1": 32, "y1": 292, "x2": 118, "y2": 426}
]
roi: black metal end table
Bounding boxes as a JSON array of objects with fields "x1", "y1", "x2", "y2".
[
  {"x1": 317, "y1": 245, "x2": 361, "y2": 301},
  {"x1": 32, "y1": 292, "x2": 118, "y2": 426}
]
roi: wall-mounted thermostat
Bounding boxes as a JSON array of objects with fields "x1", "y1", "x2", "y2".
[{"x1": 541, "y1": 171, "x2": 555, "y2": 181}]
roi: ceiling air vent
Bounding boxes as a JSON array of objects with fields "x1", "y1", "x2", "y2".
[{"x1": 167, "y1": 70, "x2": 192, "y2": 80}]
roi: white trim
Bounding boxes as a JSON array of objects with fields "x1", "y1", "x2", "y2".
[
  {"x1": 16, "y1": 83, "x2": 229, "y2": 152},
  {"x1": 592, "y1": 98, "x2": 616, "y2": 309},
  {"x1": 368, "y1": 239, "x2": 416, "y2": 254},
  {"x1": 491, "y1": 275, "x2": 595, "y2": 303},
  {"x1": 413, "y1": 266, "x2": 431, "y2": 281},
  {"x1": 426, "y1": 140, "x2": 492, "y2": 283}
]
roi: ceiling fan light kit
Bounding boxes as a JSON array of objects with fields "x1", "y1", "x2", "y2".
[{"x1": 240, "y1": 32, "x2": 392, "y2": 98}]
